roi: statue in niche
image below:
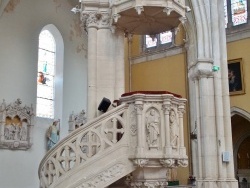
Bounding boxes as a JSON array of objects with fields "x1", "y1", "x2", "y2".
[
  {"x1": 146, "y1": 109, "x2": 160, "y2": 147},
  {"x1": 170, "y1": 109, "x2": 179, "y2": 149},
  {"x1": 47, "y1": 120, "x2": 60, "y2": 150}
]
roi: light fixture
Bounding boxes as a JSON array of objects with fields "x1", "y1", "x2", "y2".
[{"x1": 71, "y1": 5, "x2": 81, "y2": 14}]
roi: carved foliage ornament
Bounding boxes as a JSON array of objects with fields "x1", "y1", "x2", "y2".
[
  {"x1": 0, "y1": 99, "x2": 34, "y2": 150},
  {"x1": 81, "y1": 12, "x2": 111, "y2": 29},
  {"x1": 159, "y1": 158, "x2": 188, "y2": 168},
  {"x1": 133, "y1": 158, "x2": 149, "y2": 167}
]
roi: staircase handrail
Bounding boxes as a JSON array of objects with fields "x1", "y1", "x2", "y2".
[{"x1": 39, "y1": 103, "x2": 129, "y2": 187}]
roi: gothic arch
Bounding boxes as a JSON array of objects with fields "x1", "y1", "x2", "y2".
[
  {"x1": 231, "y1": 106, "x2": 250, "y2": 173},
  {"x1": 231, "y1": 106, "x2": 250, "y2": 122}
]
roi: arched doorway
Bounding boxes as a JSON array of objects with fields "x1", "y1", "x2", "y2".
[{"x1": 231, "y1": 107, "x2": 250, "y2": 185}]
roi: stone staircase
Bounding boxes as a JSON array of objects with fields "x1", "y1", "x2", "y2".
[{"x1": 39, "y1": 92, "x2": 188, "y2": 188}]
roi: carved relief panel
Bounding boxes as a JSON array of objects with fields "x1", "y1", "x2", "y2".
[
  {"x1": 145, "y1": 108, "x2": 160, "y2": 149},
  {"x1": 0, "y1": 99, "x2": 34, "y2": 150}
]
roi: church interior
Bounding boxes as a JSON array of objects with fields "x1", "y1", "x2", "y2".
[{"x1": 0, "y1": 0, "x2": 250, "y2": 188}]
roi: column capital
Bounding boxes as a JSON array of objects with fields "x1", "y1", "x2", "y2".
[
  {"x1": 81, "y1": 11, "x2": 111, "y2": 30},
  {"x1": 178, "y1": 103, "x2": 186, "y2": 117},
  {"x1": 134, "y1": 104, "x2": 143, "y2": 115},
  {"x1": 162, "y1": 104, "x2": 171, "y2": 115}
]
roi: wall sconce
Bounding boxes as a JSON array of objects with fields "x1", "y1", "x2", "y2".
[{"x1": 71, "y1": 5, "x2": 81, "y2": 14}]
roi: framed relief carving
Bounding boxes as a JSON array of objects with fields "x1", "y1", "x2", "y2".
[
  {"x1": 0, "y1": 99, "x2": 34, "y2": 150},
  {"x1": 228, "y1": 58, "x2": 245, "y2": 95}
]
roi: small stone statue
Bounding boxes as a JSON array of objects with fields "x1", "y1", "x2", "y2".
[{"x1": 47, "y1": 120, "x2": 60, "y2": 150}]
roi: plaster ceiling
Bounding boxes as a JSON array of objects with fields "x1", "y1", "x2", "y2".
[{"x1": 113, "y1": 6, "x2": 181, "y2": 35}]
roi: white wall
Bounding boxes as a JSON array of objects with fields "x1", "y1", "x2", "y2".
[{"x1": 0, "y1": 0, "x2": 87, "y2": 187}]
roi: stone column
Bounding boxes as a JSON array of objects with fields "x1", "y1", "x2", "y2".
[
  {"x1": 82, "y1": 12, "x2": 98, "y2": 120},
  {"x1": 178, "y1": 101, "x2": 186, "y2": 156},
  {"x1": 199, "y1": 74, "x2": 216, "y2": 180},
  {"x1": 190, "y1": 59, "x2": 217, "y2": 181},
  {"x1": 96, "y1": 13, "x2": 115, "y2": 116},
  {"x1": 134, "y1": 97, "x2": 144, "y2": 158},
  {"x1": 218, "y1": 0, "x2": 238, "y2": 183},
  {"x1": 163, "y1": 97, "x2": 172, "y2": 156},
  {"x1": 211, "y1": 0, "x2": 228, "y2": 181},
  {"x1": 114, "y1": 29, "x2": 125, "y2": 100}
]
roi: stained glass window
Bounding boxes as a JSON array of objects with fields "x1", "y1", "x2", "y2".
[
  {"x1": 145, "y1": 31, "x2": 172, "y2": 49},
  {"x1": 36, "y1": 30, "x2": 55, "y2": 119},
  {"x1": 146, "y1": 35, "x2": 157, "y2": 48},
  {"x1": 160, "y1": 31, "x2": 172, "y2": 45},
  {"x1": 231, "y1": 0, "x2": 248, "y2": 26}
]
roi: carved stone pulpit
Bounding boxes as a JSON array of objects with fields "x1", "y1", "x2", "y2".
[{"x1": 120, "y1": 91, "x2": 188, "y2": 186}]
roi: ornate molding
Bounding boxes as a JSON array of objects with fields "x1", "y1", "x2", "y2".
[
  {"x1": 0, "y1": 99, "x2": 34, "y2": 150},
  {"x1": 159, "y1": 158, "x2": 175, "y2": 168},
  {"x1": 75, "y1": 164, "x2": 125, "y2": 188},
  {"x1": 177, "y1": 158, "x2": 188, "y2": 167},
  {"x1": 126, "y1": 180, "x2": 168, "y2": 188},
  {"x1": 133, "y1": 158, "x2": 149, "y2": 167},
  {"x1": 159, "y1": 158, "x2": 188, "y2": 168}
]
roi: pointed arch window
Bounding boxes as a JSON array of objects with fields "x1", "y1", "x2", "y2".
[{"x1": 36, "y1": 30, "x2": 55, "y2": 119}]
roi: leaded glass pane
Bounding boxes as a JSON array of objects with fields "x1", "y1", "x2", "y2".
[
  {"x1": 231, "y1": 0, "x2": 248, "y2": 26},
  {"x1": 36, "y1": 98, "x2": 54, "y2": 119},
  {"x1": 160, "y1": 31, "x2": 172, "y2": 44},
  {"x1": 37, "y1": 30, "x2": 55, "y2": 119},
  {"x1": 225, "y1": 0, "x2": 228, "y2": 28},
  {"x1": 146, "y1": 35, "x2": 157, "y2": 48},
  {"x1": 39, "y1": 30, "x2": 55, "y2": 52}
]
